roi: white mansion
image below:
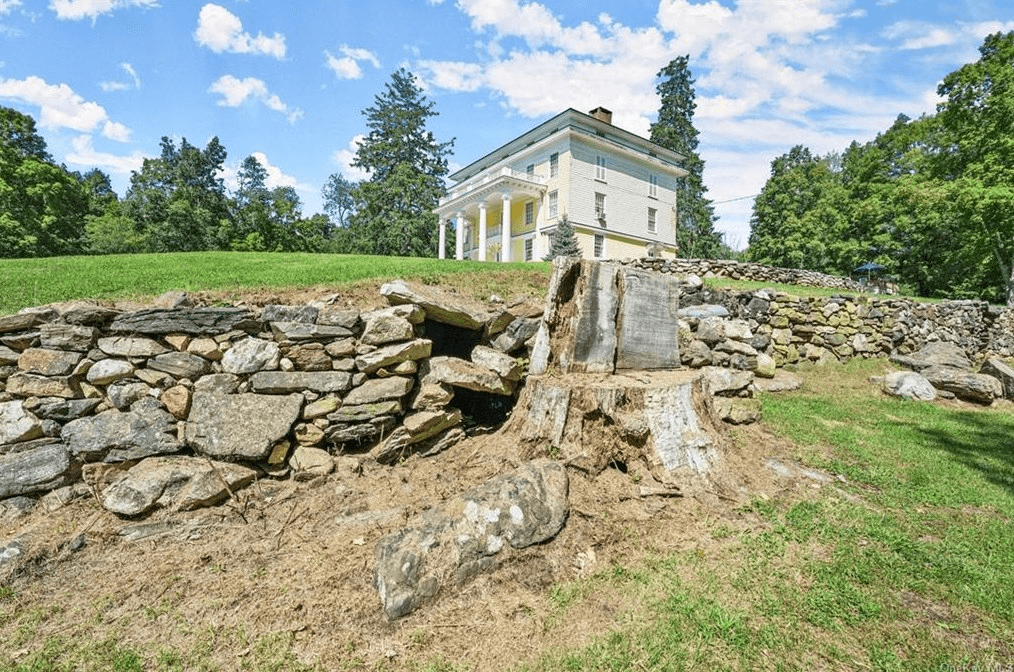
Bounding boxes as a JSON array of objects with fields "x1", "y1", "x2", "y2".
[{"x1": 435, "y1": 107, "x2": 688, "y2": 262}]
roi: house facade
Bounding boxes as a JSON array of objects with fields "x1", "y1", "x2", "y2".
[{"x1": 435, "y1": 107, "x2": 688, "y2": 262}]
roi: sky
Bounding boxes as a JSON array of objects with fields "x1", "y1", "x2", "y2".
[{"x1": 1, "y1": 0, "x2": 1012, "y2": 251}]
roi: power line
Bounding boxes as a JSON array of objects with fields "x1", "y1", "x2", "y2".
[{"x1": 712, "y1": 194, "x2": 759, "y2": 204}]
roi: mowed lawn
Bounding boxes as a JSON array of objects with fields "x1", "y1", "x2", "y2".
[{"x1": 0, "y1": 252, "x2": 551, "y2": 316}]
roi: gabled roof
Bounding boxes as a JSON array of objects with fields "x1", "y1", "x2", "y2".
[{"x1": 448, "y1": 108, "x2": 687, "y2": 184}]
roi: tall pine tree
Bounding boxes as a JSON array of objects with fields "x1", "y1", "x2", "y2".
[
  {"x1": 650, "y1": 56, "x2": 722, "y2": 259},
  {"x1": 348, "y1": 69, "x2": 454, "y2": 257}
]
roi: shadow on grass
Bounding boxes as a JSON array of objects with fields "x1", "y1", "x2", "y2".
[{"x1": 916, "y1": 409, "x2": 1014, "y2": 498}]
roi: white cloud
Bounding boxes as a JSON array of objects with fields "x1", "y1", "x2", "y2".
[
  {"x1": 0, "y1": 1, "x2": 22, "y2": 15},
  {"x1": 222, "y1": 151, "x2": 314, "y2": 195},
  {"x1": 324, "y1": 45, "x2": 380, "y2": 80},
  {"x1": 417, "y1": 60, "x2": 484, "y2": 92},
  {"x1": 100, "y1": 62, "x2": 141, "y2": 92},
  {"x1": 49, "y1": 0, "x2": 157, "y2": 21},
  {"x1": 0, "y1": 75, "x2": 131, "y2": 141},
  {"x1": 194, "y1": 4, "x2": 286, "y2": 59},
  {"x1": 66, "y1": 134, "x2": 145, "y2": 176},
  {"x1": 331, "y1": 135, "x2": 370, "y2": 182},
  {"x1": 208, "y1": 75, "x2": 303, "y2": 123}
]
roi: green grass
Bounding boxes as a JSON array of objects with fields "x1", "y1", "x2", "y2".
[
  {"x1": 515, "y1": 359, "x2": 1014, "y2": 671},
  {"x1": 0, "y1": 252, "x2": 550, "y2": 315}
]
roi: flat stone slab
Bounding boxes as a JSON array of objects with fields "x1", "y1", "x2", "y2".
[
  {"x1": 921, "y1": 365, "x2": 1002, "y2": 404},
  {"x1": 98, "y1": 336, "x2": 169, "y2": 358},
  {"x1": 101, "y1": 456, "x2": 257, "y2": 517},
  {"x1": 422, "y1": 356, "x2": 514, "y2": 396},
  {"x1": 343, "y1": 376, "x2": 414, "y2": 406},
  {"x1": 248, "y1": 371, "x2": 352, "y2": 395},
  {"x1": 355, "y1": 339, "x2": 432, "y2": 375},
  {"x1": 374, "y1": 459, "x2": 568, "y2": 619},
  {"x1": 0, "y1": 443, "x2": 74, "y2": 498},
  {"x1": 0, "y1": 400, "x2": 43, "y2": 445},
  {"x1": 221, "y1": 337, "x2": 280, "y2": 375},
  {"x1": 185, "y1": 392, "x2": 303, "y2": 460},
  {"x1": 381, "y1": 280, "x2": 492, "y2": 331},
  {"x1": 109, "y1": 308, "x2": 256, "y2": 335},
  {"x1": 17, "y1": 348, "x2": 83, "y2": 376},
  {"x1": 62, "y1": 408, "x2": 183, "y2": 463}
]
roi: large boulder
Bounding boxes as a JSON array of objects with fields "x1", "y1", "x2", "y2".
[
  {"x1": 422, "y1": 356, "x2": 514, "y2": 396},
  {"x1": 882, "y1": 371, "x2": 937, "y2": 401},
  {"x1": 0, "y1": 400, "x2": 43, "y2": 445},
  {"x1": 374, "y1": 459, "x2": 568, "y2": 619},
  {"x1": 381, "y1": 279, "x2": 496, "y2": 331},
  {"x1": 921, "y1": 366, "x2": 1002, "y2": 404},
  {"x1": 62, "y1": 408, "x2": 183, "y2": 463},
  {"x1": 109, "y1": 307, "x2": 255, "y2": 335},
  {"x1": 891, "y1": 342, "x2": 972, "y2": 372},
  {"x1": 979, "y1": 357, "x2": 1014, "y2": 399},
  {"x1": 185, "y1": 392, "x2": 303, "y2": 460},
  {"x1": 101, "y1": 456, "x2": 257, "y2": 517}
]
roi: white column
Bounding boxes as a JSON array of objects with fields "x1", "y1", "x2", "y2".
[
  {"x1": 438, "y1": 219, "x2": 446, "y2": 259},
  {"x1": 501, "y1": 192, "x2": 512, "y2": 263},
  {"x1": 535, "y1": 194, "x2": 544, "y2": 258},
  {"x1": 455, "y1": 212, "x2": 465, "y2": 261},
  {"x1": 478, "y1": 203, "x2": 488, "y2": 262}
]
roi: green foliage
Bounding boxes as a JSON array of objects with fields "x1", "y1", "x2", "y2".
[
  {"x1": 650, "y1": 56, "x2": 722, "y2": 259},
  {"x1": 346, "y1": 68, "x2": 453, "y2": 257},
  {"x1": 543, "y1": 213, "x2": 581, "y2": 260}
]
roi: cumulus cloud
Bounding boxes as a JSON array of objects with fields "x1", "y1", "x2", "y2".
[
  {"x1": 222, "y1": 151, "x2": 314, "y2": 195},
  {"x1": 194, "y1": 4, "x2": 286, "y2": 59},
  {"x1": 100, "y1": 62, "x2": 141, "y2": 92},
  {"x1": 49, "y1": 0, "x2": 157, "y2": 21},
  {"x1": 324, "y1": 45, "x2": 380, "y2": 80},
  {"x1": 66, "y1": 134, "x2": 145, "y2": 176},
  {"x1": 331, "y1": 135, "x2": 371, "y2": 182},
  {"x1": 208, "y1": 75, "x2": 303, "y2": 123},
  {"x1": 0, "y1": 75, "x2": 131, "y2": 141},
  {"x1": 0, "y1": 1, "x2": 22, "y2": 15}
]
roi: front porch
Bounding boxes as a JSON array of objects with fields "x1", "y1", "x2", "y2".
[{"x1": 435, "y1": 167, "x2": 548, "y2": 262}]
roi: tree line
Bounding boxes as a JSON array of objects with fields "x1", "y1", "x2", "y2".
[{"x1": 747, "y1": 31, "x2": 1014, "y2": 305}]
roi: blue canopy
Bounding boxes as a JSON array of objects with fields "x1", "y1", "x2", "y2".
[{"x1": 854, "y1": 262, "x2": 885, "y2": 273}]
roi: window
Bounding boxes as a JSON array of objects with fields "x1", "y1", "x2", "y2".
[
  {"x1": 648, "y1": 207, "x2": 657, "y2": 234},
  {"x1": 594, "y1": 234, "x2": 604, "y2": 259},
  {"x1": 524, "y1": 201, "x2": 534, "y2": 228},
  {"x1": 548, "y1": 190, "x2": 558, "y2": 218},
  {"x1": 595, "y1": 192, "x2": 606, "y2": 226},
  {"x1": 526, "y1": 163, "x2": 535, "y2": 178},
  {"x1": 549, "y1": 153, "x2": 559, "y2": 178},
  {"x1": 649, "y1": 174, "x2": 658, "y2": 198},
  {"x1": 524, "y1": 238, "x2": 534, "y2": 261},
  {"x1": 595, "y1": 156, "x2": 607, "y2": 181}
]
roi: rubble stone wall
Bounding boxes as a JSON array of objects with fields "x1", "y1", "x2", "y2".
[{"x1": 629, "y1": 257, "x2": 866, "y2": 292}]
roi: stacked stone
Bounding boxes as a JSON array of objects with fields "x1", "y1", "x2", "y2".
[
  {"x1": 0, "y1": 287, "x2": 539, "y2": 516},
  {"x1": 625, "y1": 257, "x2": 864, "y2": 292}
]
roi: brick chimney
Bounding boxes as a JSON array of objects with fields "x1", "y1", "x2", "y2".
[{"x1": 589, "y1": 106, "x2": 613, "y2": 124}]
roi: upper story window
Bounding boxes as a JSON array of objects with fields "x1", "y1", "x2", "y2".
[
  {"x1": 648, "y1": 207, "x2": 657, "y2": 234},
  {"x1": 649, "y1": 174, "x2": 659, "y2": 198},
  {"x1": 595, "y1": 156, "x2": 607, "y2": 181},
  {"x1": 548, "y1": 190, "x2": 558, "y2": 218},
  {"x1": 524, "y1": 238, "x2": 534, "y2": 261},
  {"x1": 526, "y1": 163, "x2": 535, "y2": 178},
  {"x1": 595, "y1": 192, "x2": 606, "y2": 226},
  {"x1": 550, "y1": 153, "x2": 559, "y2": 178},
  {"x1": 593, "y1": 234, "x2": 604, "y2": 259},
  {"x1": 524, "y1": 201, "x2": 534, "y2": 228}
]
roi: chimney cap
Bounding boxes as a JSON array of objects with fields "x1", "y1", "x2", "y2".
[{"x1": 588, "y1": 106, "x2": 613, "y2": 124}]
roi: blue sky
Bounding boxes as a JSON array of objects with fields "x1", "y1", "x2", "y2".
[{"x1": 1, "y1": 0, "x2": 1012, "y2": 250}]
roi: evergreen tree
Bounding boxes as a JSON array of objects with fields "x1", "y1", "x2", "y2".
[
  {"x1": 544, "y1": 213, "x2": 581, "y2": 260},
  {"x1": 347, "y1": 68, "x2": 454, "y2": 257},
  {"x1": 649, "y1": 56, "x2": 722, "y2": 259}
]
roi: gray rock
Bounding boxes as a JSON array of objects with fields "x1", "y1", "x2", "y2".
[
  {"x1": 615, "y1": 267, "x2": 681, "y2": 370},
  {"x1": 101, "y1": 456, "x2": 257, "y2": 517},
  {"x1": 221, "y1": 337, "x2": 280, "y2": 375},
  {"x1": 261, "y1": 305, "x2": 319, "y2": 324},
  {"x1": 106, "y1": 381, "x2": 151, "y2": 409},
  {"x1": 24, "y1": 398, "x2": 101, "y2": 422},
  {"x1": 411, "y1": 382, "x2": 454, "y2": 410},
  {"x1": 882, "y1": 371, "x2": 937, "y2": 401},
  {"x1": 0, "y1": 345, "x2": 19, "y2": 365},
  {"x1": 696, "y1": 317, "x2": 726, "y2": 345},
  {"x1": 328, "y1": 400, "x2": 403, "y2": 423},
  {"x1": 110, "y1": 307, "x2": 255, "y2": 335},
  {"x1": 754, "y1": 352, "x2": 777, "y2": 378},
  {"x1": 344, "y1": 376, "x2": 414, "y2": 406},
  {"x1": 185, "y1": 392, "x2": 303, "y2": 460},
  {"x1": 381, "y1": 279, "x2": 492, "y2": 330},
  {"x1": 270, "y1": 322, "x2": 354, "y2": 341},
  {"x1": 98, "y1": 336, "x2": 168, "y2": 358},
  {"x1": 921, "y1": 366, "x2": 1002, "y2": 404},
  {"x1": 891, "y1": 341, "x2": 972, "y2": 372},
  {"x1": 490, "y1": 317, "x2": 540, "y2": 353},
  {"x1": 17, "y1": 348, "x2": 83, "y2": 376},
  {"x1": 316, "y1": 307, "x2": 361, "y2": 329},
  {"x1": 980, "y1": 357, "x2": 1014, "y2": 399},
  {"x1": 355, "y1": 339, "x2": 433, "y2": 375},
  {"x1": 360, "y1": 313, "x2": 415, "y2": 346},
  {"x1": 0, "y1": 400, "x2": 43, "y2": 445},
  {"x1": 39, "y1": 323, "x2": 98, "y2": 351},
  {"x1": 327, "y1": 416, "x2": 398, "y2": 445},
  {"x1": 374, "y1": 459, "x2": 568, "y2": 619},
  {"x1": 683, "y1": 339, "x2": 712, "y2": 368},
  {"x1": 249, "y1": 371, "x2": 353, "y2": 395},
  {"x1": 471, "y1": 346, "x2": 524, "y2": 381},
  {"x1": 86, "y1": 358, "x2": 136, "y2": 385},
  {"x1": 700, "y1": 367, "x2": 754, "y2": 397},
  {"x1": 147, "y1": 352, "x2": 211, "y2": 379},
  {"x1": 62, "y1": 408, "x2": 182, "y2": 463},
  {"x1": 0, "y1": 443, "x2": 74, "y2": 498},
  {"x1": 374, "y1": 409, "x2": 462, "y2": 464},
  {"x1": 422, "y1": 356, "x2": 514, "y2": 396},
  {"x1": 714, "y1": 397, "x2": 762, "y2": 424},
  {"x1": 0, "y1": 312, "x2": 42, "y2": 334},
  {"x1": 56, "y1": 302, "x2": 119, "y2": 326},
  {"x1": 193, "y1": 373, "x2": 241, "y2": 394},
  {"x1": 289, "y1": 446, "x2": 334, "y2": 478},
  {"x1": 678, "y1": 304, "x2": 730, "y2": 320},
  {"x1": 5, "y1": 372, "x2": 81, "y2": 399}
]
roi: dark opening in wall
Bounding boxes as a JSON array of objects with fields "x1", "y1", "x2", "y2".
[
  {"x1": 451, "y1": 387, "x2": 516, "y2": 429},
  {"x1": 422, "y1": 320, "x2": 482, "y2": 359}
]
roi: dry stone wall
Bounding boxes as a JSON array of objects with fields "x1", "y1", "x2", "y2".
[{"x1": 0, "y1": 286, "x2": 540, "y2": 511}]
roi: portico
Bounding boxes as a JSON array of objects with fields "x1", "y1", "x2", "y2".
[{"x1": 435, "y1": 167, "x2": 547, "y2": 262}]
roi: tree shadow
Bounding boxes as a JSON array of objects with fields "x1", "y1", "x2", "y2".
[{"x1": 914, "y1": 409, "x2": 1014, "y2": 498}]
